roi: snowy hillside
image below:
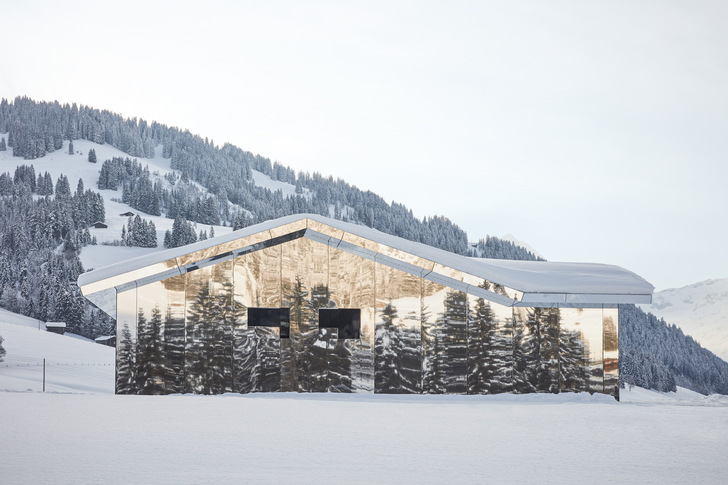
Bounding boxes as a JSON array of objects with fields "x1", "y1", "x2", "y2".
[
  {"x1": 641, "y1": 279, "x2": 728, "y2": 361},
  {"x1": 0, "y1": 137, "x2": 297, "y2": 271},
  {"x1": 0, "y1": 311, "x2": 114, "y2": 394}
]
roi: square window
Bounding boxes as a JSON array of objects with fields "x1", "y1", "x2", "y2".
[
  {"x1": 319, "y1": 308, "x2": 360, "y2": 339},
  {"x1": 248, "y1": 307, "x2": 290, "y2": 338}
]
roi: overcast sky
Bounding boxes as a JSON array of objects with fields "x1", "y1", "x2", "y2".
[{"x1": 3, "y1": 1, "x2": 727, "y2": 291}]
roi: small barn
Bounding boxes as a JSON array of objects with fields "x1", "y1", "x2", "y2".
[
  {"x1": 45, "y1": 322, "x2": 67, "y2": 335},
  {"x1": 119, "y1": 211, "x2": 135, "y2": 217},
  {"x1": 93, "y1": 222, "x2": 108, "y2": 229}
]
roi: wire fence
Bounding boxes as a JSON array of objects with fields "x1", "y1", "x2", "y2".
[{"x1": 1, "y1": 354, "x2": 115, "y2": 393}]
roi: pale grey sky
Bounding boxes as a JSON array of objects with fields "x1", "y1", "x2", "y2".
[{"x1": 3, "y1": 0, "x2": 727, "y2": 291}]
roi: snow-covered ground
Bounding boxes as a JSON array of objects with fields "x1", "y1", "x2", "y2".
[
  {"x1": 2, "y1": 310, "x2": 728, "y2": 484},
  {"x1": 0, "y1": 318, "x2": 114, "y2": 394},
  {"x1": 2, "y1": 389, "x2": 727, "y2": 484},
  {"x1": 642, "y1": 278, "x2": 728, "y2": 361}
]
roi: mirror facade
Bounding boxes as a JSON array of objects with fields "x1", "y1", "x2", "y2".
[{"x1": 114, "y1": 232, "x2": 619, "y2": 398}]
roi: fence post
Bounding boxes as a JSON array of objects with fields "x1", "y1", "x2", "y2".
[{"x1": 43, "y1": 358, "x2": 46, "y2": 392}]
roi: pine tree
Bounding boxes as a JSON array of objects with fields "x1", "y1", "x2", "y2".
[
  {"x1": 68, "y1": 140, "x2": 74, "y2": 155},
  {"x1": 0, "y1": 334, "x2": 6, "y2": 362},
  {"x1": 0, "y1": 137, "x2": 6, "y2": 151},
  {"x1": 88, "y1": 148, "x2": 97, "y2": 163}
]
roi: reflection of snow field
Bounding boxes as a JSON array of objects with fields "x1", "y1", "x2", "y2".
[{"x1": 1, "y1": 390, "x2": 727, "y2": 484}]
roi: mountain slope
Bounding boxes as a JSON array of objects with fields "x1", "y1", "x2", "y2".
[
  {"x1": 0, "y1": 96, "x2": 542, "y2": 260},
  {"x1": 641, "y1": 279, "x2": 728, "y2": 361}
]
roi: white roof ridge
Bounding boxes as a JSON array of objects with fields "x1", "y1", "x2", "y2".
[{"x1": 78, "y1": 213, "x2": 654, "y2": 299}]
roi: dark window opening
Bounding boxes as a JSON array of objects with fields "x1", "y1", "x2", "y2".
[
  {"x1": 319, "y1": 308, "x2": 360, "y2": 339},
  {"x1": 248, "y1": 307, "x2": 290, "y2": 338}
]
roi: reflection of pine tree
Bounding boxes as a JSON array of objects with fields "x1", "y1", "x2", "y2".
[
  {"x1": 374, "y1": 302, "x2": 421, "y2": 393},
  {"x1": 467, "y1": 296, "x2": 497, "y2": 394},
  {"x1": 185, "y1": 284, "x2": 215, "y2": 394},
  {"x1": 512, "y1": 312, "x2": 535, "y2": 393},
  {"x1": 375, "y1": 302, "x2": 399, "y2": 392},
  {"x1": 164, "y1": 306, "x2": 185, "y2": 393},
  {"x1": 255, "y1": 327, "x2": 281, "y2": 392},
  {"x1": 559, "y1": 328, "x2": 587, "y2": 392},
  {"x1": 116, "y1": 323, "x2": 136, "y2": 394},
  {"x1": 328, "y1": 337, "x2": 353, "y2": 392},
  {"x1": 398, "y1": 325, "x2": 422, "y2": 393},
  {"x1": 350, "y1": 340, "x2": 374, "y2": 392},
  {"x1": 602, "y1": 314, "x2": 619, "y2": 393},
  {"x1": 440, "y1": 291, "x2": 468, "y2": 394},
  {"x1": 310, "y1": 284, "x2": 331, "y2": 309},
  {"x1": 536, "y1": 308, "x2": 560, "y2": 393},
  {"x1": 309, "y1": 283, "x2": 333, "y2": 392},
  {"x1": 421, "y1": 302, "x2": 444, "y2": 394},
  {"x1": 233, "y1": 328, "x2": 256, "y2": 393},
  {"x1": 489, "y1": 314, "x2": 514, "y2": 394},
  {"x1": 513, "y1": 308, "x2": 561, "y2": 393},
  {"x1": 603, "y1": 315, "x2": 618, "y2": 352},
  {"x1": 212, "y1": 280, "x2": 242, "y2": 392},
  {"x1": 186, "y1": 278, "x2": 243, "y2": 394},
  {"x1": 136, "y1": 305, "x2": 166, "y2": 394},
  {"x1": 285, "y1": 276, "x2": 316, "y2": 392}
]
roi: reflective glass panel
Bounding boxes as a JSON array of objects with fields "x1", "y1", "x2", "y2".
[
  {"x1": 561, "y1": 307, "x2": 603, "y2": 393},
  {"x1": 115, "y1": 288, "x2": 137, "y2": 394},
  {"x1": 281, "y1": 237, "x2": 330, "y2": 392},
  {"x1": 135, "y1": 281, "x2": 169, "y2": 394},
  {"x1": 421, "y1": 280, "x2": 446, "y2": 394},
  {"x1": 374, "y1": 263, "x2": 422, "y2": 394},
  {"x1": 603, "y1": 306, "x2": 619, "y2": 397},
  {"x1": 176, "y1": 231, "x2": 272, "y2": 266},
  {"x1": 557, "y1": 307, "x2": 590, "y2": 393},
  {"x1": 467, "y1": 291, "x2": 508, "y2": 394}
]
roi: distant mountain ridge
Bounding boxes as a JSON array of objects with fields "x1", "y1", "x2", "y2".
[{"x1": 641, "y1": 279, "x2": 728, "y2": 361}]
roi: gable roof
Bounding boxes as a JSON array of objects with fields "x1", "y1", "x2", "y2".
[{"x1": 78, "y1": 213, "x2": 653, "y2": 316}]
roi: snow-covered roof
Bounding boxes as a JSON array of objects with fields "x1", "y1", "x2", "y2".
[
  {"x1": 79, "y1": 213, "x2": 653, "y2": 316},
  {"x1": 45, "y1": 322, "x2": 67, "y2": 328}
]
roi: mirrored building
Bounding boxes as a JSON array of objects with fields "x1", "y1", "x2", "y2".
[{"x1": 78, "y1": 214, "x2": 653, "y2": 399}]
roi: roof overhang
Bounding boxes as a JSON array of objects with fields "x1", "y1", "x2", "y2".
[{"x1": 79, "y1": 214, "x2": 654, "y2": 317}]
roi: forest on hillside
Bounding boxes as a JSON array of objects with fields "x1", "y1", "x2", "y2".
[
  {"x1": 0, "y1": 96, "x2": 541, "y2": 260},
  {"x1": 1, "y1": 96, "x2": 726, "y2": 397},
  {"x1": 619, "y1": 304, "x2": 728, "y2": 395}
]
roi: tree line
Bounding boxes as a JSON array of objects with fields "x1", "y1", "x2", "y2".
[
  {"x1": 0, "y1": 167, "x2": 113, "y2": 337},
  {"x1": 1, "y1": 96, "x2": 540, "y2": 260}
]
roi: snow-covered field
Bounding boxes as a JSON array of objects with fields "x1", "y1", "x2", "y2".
[
  {"x1": 0, "y1": 316, "x2": 114, "y2": 394},
  {"x1": 2, "y1": 313, "x2": 728, "y2": 484}
]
